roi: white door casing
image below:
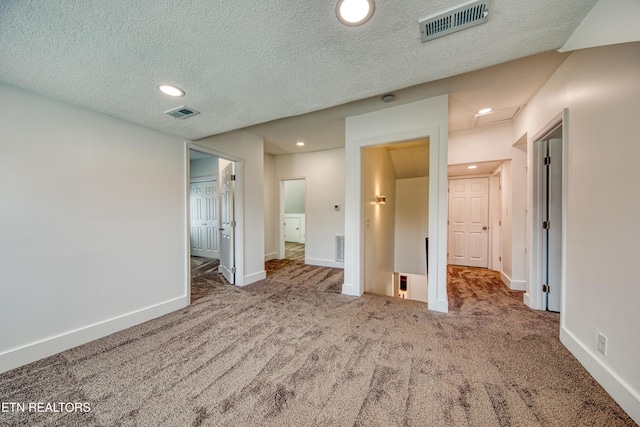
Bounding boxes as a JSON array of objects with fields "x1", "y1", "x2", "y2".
[
  {"x1": 219, "y1": 163, "x2": 236, "y2": 285},
  {"x1": 448, "y1": 177, "x2": 489, "y2": 268},
  {"x1": 190, "y1": 180, "x2": 219, "y2": 258}
]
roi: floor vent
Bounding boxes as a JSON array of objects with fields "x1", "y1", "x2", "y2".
[
  {"x1": 335, "y1": 235, "x2": 345, "y2": 262},
  {"x1": 419, "y1": 0, "x2": 490, "y2": 42},
  {"x1": 165, "y1": 106, "x2": 200, "y2": 119}
]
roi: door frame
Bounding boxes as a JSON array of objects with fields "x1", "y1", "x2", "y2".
[
  {"x1": 278, "y1": 177, "x2": 307, "y2": 261},
  {"x1": 344, "y1": 125, "x2": 448, "y2": 313},
  {"x1": 186, "y1": 142, "x2": 245, "y2": 294},
  {"x1": 526, "y1": 109, "x2": 569, "y2": 314},
  {"x1": 447, "y1": 176, "x2": 490, "y2": 268}
]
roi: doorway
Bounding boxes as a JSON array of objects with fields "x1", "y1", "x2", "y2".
[
  {"x1": 188, "y1": 147, "x2": 238, "y2": 302},
  {"x1": 447, "y1": 177, "x2": 490, "y2": 268},
  {"x1": 361, "y1": 139, "x2": 430, "y2": 303},
  {"x1": 534, "y1": 123, "x2": 564, "y2": 312},
  {"x1": 280, "y1": 179, "x2": 306, "y2": 263}
]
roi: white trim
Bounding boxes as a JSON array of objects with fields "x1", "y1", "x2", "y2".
[
  {"x1": 264, "y1": 252, "x2": 278, "y2": 261},
  {"x1": 306, "y1": 258, "x2": 344, "y2": 269},
  {"x1": 0, "y1": 296, "x2": 188, "y2": 374},
  {"x1": 277, "y1": 177, "x2": 307, "y2": 260},
  {"x1": 242, "y1": 270, "x2": 266, "y2": 286},
  {"x1": 561, "y1": 328, "x2": 640, "y2": 424},
  {"x1": 341, "y1": 282, "x2": 360, "y2": 296},
  {"x1": 500, "y1": 271, "x2": 511, "y2": 287}
]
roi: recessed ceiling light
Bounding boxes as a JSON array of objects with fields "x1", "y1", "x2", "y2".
[
  {"x1": 157, "y1": 84, "x2": 185, "y2": 97},
  {"x1": 477, "y1": 107, "x2": 492, "y2": 114},
  {"x1": 336, "y1": 0, "x2": 375, "y2": 26},
  {"x1": 468, "y1": 165, "x2": 478, "y2": 169},
  {"x1": 381, "y1": 94, "x2": 395, "y2": 103},
  {"x1": 296, "y1": 141, "x2": 305, "y2": 146}
]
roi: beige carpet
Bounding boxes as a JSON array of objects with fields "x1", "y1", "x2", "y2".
[{"x1": 0, "y1": 261, "x2": 635, "y2": 426}]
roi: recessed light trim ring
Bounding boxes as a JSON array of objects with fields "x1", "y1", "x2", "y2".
[
  {"x1": 336, "y1": 0, "x2": 375, "y2": 26},
  {"x1": 158, "y1": 84, "x2": 185, "y2": 97}
]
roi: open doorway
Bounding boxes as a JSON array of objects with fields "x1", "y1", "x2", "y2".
[
  {"x1": 361, "y1": 139, "x2": 429, "y2": 303},
  {"x1": 188, "y1": 148, "x2": 237, "y2": 302},
  {"x1": 279, "y1": 178, "x2": 306, "y2": 263},
  {"x1": 532, "y1": 121, "x2": 564, "y2": 312}
]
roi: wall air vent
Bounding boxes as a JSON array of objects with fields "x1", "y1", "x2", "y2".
[
  {"x1": 165, "y1": 106, "x2": 200, "y2": 119},
  {"x1": 335, "y1": 235, "x2": 345, "y2": 262},
  {"x1": 419, "y1": 0, "x2": 490, "y2": 42}
]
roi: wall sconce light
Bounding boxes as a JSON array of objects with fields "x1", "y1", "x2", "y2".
[{"x1": 375, "y1": 195, "x2": 386, "y2": 204}]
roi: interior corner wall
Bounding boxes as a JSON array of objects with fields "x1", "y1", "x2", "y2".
[
  {"x1": 344, "y1": 96, "x2": 448, "y2": 313},
  {"x1": 195, "y1": 130, "x2": 266, "y2": 285},
  {"x1": 263, "y1": 153, "x2": 277, "y2": 261},
  {"x1": 362, "y1": 146, "x2": 396, "y2": 296},
  {"x1": 513, "y1": 42, "x2": 640, "y2": 423},
  {"x1": 274, "y1": 148, "x2": 345, "y2": 268},
  {"x1": 0, "y1": 84, "x2": 187, "y2": 374}
]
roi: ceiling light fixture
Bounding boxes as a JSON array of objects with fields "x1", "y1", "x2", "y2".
[
  {"x1": 468, "y1": 165, "x2": 478, "y2": 169},
  {"x1": 157, "y1": 84, "x2": 185, "y2": 97},
  {"x1": 477, "y1": 107, "x2": 492, "y2": 114},
  {"x1": 336, "y1": 0, "x2": 375, "y2": 26},
  {"x1": 296, "y1": 141, "x2": 305, "y2": 146}
]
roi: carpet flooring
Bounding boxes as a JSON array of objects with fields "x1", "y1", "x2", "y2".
[{"x1": 0, "y1": 261, "x2": 635, "y2": 426}]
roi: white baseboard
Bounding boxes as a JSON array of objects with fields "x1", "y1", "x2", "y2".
[
  {"x1": 560, "y1": 327, "x2": 640, "y2": 424},
  {"x1": 306, "y1": 258, "x2": 344, "y2": 269},
  {"x1": 341, "y1": 282, "x2": 361, "y2": 296},
  {"x1": 510, "y1": 279, "x2": 526, "y2": 291},
  {"x1": 242, "y1": 270, "x2": 266, "y2": 286},
  {"x1": 429, "y1": 298, "x2": 449, "y2": 313},
  {"x1": 0, "y1": 296, "x2": 189, "y2": 375},
  {"x1": 264, "y1": 252, "x2": 278, "y2": 261},
  {"x1": 523, "y1": 292, "x2": 531, "y2": 307},
  {"x1": 500, "y1": 271, "x2": 511, "y2": 287}
]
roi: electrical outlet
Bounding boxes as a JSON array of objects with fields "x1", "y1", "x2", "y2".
[{"x1": 597, "y1": 333, "x2": 607, "y2": 356}]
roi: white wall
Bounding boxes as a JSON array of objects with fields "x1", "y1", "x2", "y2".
[
  {"x1": 394, "y1": 177, "x2": 429, "y2": 275},
  {"x1": 284, "y1": 179, "x2": 305, "y2": 213},
  {"x1": 263, "y1": 153, "x2": 277, "y2": 261},
  {"x1": 448, "y1": 122, "x2": 513, "y2": 165},
  {"x1": 345, "y1": 96, "x2": 449, "y2": 313},
  {"x1": 513, "y1": 42, "x2": 640, "y2": 423},
  {"x1": 362, "y1": 146, "x2": 396, "y2": 296},
  {"x1": 274, "y1": 149, "x2": 345, "y2": 268},
  {"x1": 195, "y1": 131, "x2": 266, "y2": 285},
  {"x1": 0, "y1": 84, "x2": 187, "y2": 373}
]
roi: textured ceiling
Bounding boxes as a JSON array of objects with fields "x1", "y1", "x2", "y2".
[{"x1": 0, "y1": 0, "x2": 596, "y2": 142}]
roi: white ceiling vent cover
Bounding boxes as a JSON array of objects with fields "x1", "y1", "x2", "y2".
[
  {"x1": 419, "y1": 0, "x2": 490, "y2": 42},
  {"x1": 165, "y1": 106, "x2": 200, "y2": 119}
]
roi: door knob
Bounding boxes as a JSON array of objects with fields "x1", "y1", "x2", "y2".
[{"x1": 482, "y1": 226, "x2": 488, "y2": 230}]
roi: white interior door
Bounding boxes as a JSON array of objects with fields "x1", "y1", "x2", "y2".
[
  {"x1": 284, "y1": 217, "x2": 301, "y2": 242},
  {"x1": 448, "y1": 177, "x2": 489, "y2": 268},
  {"x1": 543, "y1": 138, "x2": 563, "y2": 312},
  {"x1": 190, "y1": 180, "x2": 219, "y2": 258},
  {"x1": 219, "y1": 163, "x2": 235, "y2": 285}
]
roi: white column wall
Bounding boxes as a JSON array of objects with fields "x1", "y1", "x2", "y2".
[{"x1": 344, "y1": 96, "x2": 448, "y2": 312}]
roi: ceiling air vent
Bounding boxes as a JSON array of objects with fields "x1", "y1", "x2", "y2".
[
  {"x1": 165, "y1": 106, "x2": 200, "y2": 119},
  {"x1": 419, "y1": 0, "x2": 490, "y2": 42}
]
